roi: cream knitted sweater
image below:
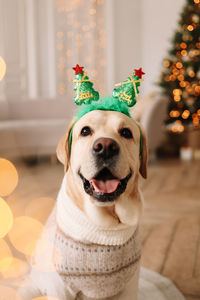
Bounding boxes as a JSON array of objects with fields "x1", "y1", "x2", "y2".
[{"x1": 53, "y1": 176, "x2": 141, "y2": 299}]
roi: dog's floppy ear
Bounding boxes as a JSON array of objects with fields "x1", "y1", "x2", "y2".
[
  {"x1": 138, "y1": 124, "x2": 148, "y2": 179},
  {"x1": 56, "y1": 118, "x2": 76, "y2": 172}
]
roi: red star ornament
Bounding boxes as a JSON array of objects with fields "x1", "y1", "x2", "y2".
[
  {"x1": 73, "y1": 64, "x2": 84, "y2": 75},
  {"x1": 134, "y1": 67, "x2": 145, "y2": 78}
]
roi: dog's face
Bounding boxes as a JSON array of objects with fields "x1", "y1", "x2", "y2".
[{"x1": 57, "y1": 110, "x2": 147, "y2": 227}]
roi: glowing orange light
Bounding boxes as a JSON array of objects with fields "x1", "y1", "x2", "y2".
[
  {"x1": 164, "y1": 75, "x2": 170, "y2": 82},
  {"x1": 194, "y1": 0, "x2": 199, "y2": 3},
  {"x1": 178, "y1": 75, "x2": 184, "y2": 81},
  {"x1": 173, "y1": 89, "x2": 182, "y2": 96},
  {"x1": 194, "y1": 49, "x2": 199, "y2": 56},
  {"x1": 163, "y1": 60, "x2": 170, "y2": 67},
  {"x1": 8, "y1": 216, "x2": 44, "y2": 256},
  {"x1": 189, "y1": 71, "x2": 195, "y2": 77},
  {"x1": 181, "y1": 50, "x2": 187, "y2": 56},
  {"x1": 176, "y1": 62, "x2": 183, "y2": 69},
  {"x1": 182, "y1": 110, "x2": 190, "y2": 119},
  {"x1": 170, "y1": 75, "x2": 176, "y2": 81},
  {"x1": 186, "y1": 86, "x2": 193, "y2": 93},
  {"x1": 197, "y1": 109, "x2": 200, "y2": 117},
  {"x1": 171, "y1": 121, "x2": 184, "y2": 133},
  {"x1": 90, "y1": 8, "x2": 96, "y2": 15},
  {"x1": 169, "y1": 110, "x2": 180, "y2": 117},
  {"x1": 2, "y1": 258, "x2": 30, "y2": 279},
  {"x1": 174, "y1": 95, "x2": 181, "y2": 102},
  {"x1": 193, "y1": 117, "x2": 199, "y2": 127},
  {"x1": 192, "y1": 113, "x2": 197, "y2": 119},
  {"x1": 0, "y1": 286, "x2": 22, "y2": 300},
  {"x1": 173, "y1": 69, "x2": 179, "y2": 76},
  {"x1": 180, "y1": 81, "x2": 186, "y2": 87},
  {"x1": 187, "y1": 25, "x2": 194, "y2": 31},
  {"x1": 0, "y1": 56, "x2": 6, "y2": 81},
  {"x1": 185, "y1": 81, "x2": 190, "y2": 87},
  {"x1": 0, "y1": 197, "x2": 13, "y2": 238},
  {"x1": 57, "y1": 32, "x2": 64, "y2": 39},
  {"x1": 180, "y1": 42, "x2": 187, "y2": 49},
  {"x1": 0, "y1": 158, "x2": 18, "y2": 197},
  {"x1": 196, "y1": 42, "x2": 200, "y2": 48},
  {"x1": 0, "y1": 239, "x2": 13, "y2": 272}
]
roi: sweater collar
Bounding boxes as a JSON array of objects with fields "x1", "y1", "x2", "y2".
[{"x1": 56, "y1": 175, "x2": 137, "y2": 246}]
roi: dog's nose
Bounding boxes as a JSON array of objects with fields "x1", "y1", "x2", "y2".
[{"x1": 92, "y1": 138, "x2": 119, "y2": 159}]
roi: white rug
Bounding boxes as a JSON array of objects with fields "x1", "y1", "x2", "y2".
[
  {"x1": 112, "y1": 267, "x2": 186, "y2": 300},
  {"x1": 0, "y1": 268, "x2": 186, "y2": 300},
  {"x1": 138, "y1": 268, "x2": 185, "y2": 300}
]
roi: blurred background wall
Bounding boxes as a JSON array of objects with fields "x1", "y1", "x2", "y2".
[
  {"x1": 0, "y1": 0, "x2": 185, "y2": 99},
  {"x1": 108, "y1": 0, "x2": 185, "y2": 95}
]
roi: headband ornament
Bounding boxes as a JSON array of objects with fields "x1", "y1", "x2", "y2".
[
  {"x1": 72, "y1": 65, "x2": 145, "y2": 108},
  {"x1": 72, "y1": 64, "x2": 99, "y2": 105},
  {"x1": 112, "y1": 68, "x2": 145, "y2": 107}
]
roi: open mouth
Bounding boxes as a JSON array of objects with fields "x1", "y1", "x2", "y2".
[{"x1": 79, "y1": 168, "x2": 132, "y2": 202}]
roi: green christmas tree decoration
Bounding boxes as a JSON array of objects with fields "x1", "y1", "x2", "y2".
[
  {"x1": 72, "y1": 64, "x2": 99, "y2": 105},
  {"x1": 112, "y1": 68, "x2": 145, "y2": 107},
  {"x1": 159, "y1": 0, "x2": 200, "y2": 131}
]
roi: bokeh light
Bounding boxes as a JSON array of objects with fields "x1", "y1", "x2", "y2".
[
  {"x1": 2, "y1": 257, "x2": 29, "y2": 279},
  {"x1": 0, "y1": 239, "x2": 13, "y2": 272},
  {"x1": 187, "y1": 25, "x2": 194, "y2": 31},
  {"x1": 0, "y1": 56, "x2": 6, "y2": 81},
  {"x1": 0, "y1": 197, "x2": 13, "y2": 238},
  {"x1": 0, "y1": 286, "x2": 22, "y2": 300},
  {"x1": 8, "y1": 216, "x2": 44, "y2": 256},
  {"x1": 25, "y1": 197, "x2": 56, "y2": 224},
  {"x1": 0, "y1": 158, "x2": 18, "y2": 197}
]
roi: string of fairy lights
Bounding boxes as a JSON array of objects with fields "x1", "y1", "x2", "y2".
[
  {"x1": 160, "y1": 0, "x2": 200, "y2": 133},
  {"x1": 54, "y1": 0, "x2": 106, "y2": 97}
]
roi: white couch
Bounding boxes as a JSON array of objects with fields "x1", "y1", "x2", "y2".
[{"x1": 0, "y1": 98, "x2": 74, "y2": 158}]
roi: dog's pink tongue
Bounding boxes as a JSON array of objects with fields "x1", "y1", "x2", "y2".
[{"x1": 90, "y1": 179, "x2": 120, "y2": 194}]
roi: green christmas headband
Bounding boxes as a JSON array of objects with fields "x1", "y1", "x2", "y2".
[
  {"x1": 72, "y1": 64, "x2": 145, "y2": 107},
  {"x1": 69, "y1": 64, "x2": 145, "y2": 154}
]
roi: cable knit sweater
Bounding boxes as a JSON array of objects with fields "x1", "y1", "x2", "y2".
[{"x1": 52, "y1": 176, "x2": 141, "y2": 299}]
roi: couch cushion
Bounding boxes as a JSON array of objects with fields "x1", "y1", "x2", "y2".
[{"x1": 0, "y1": 98, "x2": 75, "y2": 120}]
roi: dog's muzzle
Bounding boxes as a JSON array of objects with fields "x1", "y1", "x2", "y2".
[{"x1": 79, "y1": 168, "x2": 132, "y2": 203}]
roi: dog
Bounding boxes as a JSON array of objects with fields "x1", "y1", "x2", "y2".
[{"x1": 19, "y1": 108, "x2": 147, "y2": 300}]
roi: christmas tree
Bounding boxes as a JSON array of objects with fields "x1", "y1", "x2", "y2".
[
  {"x1": 113, "y1": 68, "x2": 145, "y2": 107},
  {"x1": 72, "y1": 64, "x2": 99, "y2": 105},
  {"x1": 159, "y1": 0, "x2": 200, "y2": 132}
]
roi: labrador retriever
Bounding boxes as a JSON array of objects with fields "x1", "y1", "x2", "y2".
[{"x1": 19, "y1": 108, "x2": 147, "y2": 300}]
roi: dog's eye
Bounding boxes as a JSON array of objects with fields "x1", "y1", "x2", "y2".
[
  {"x1": 119, "y1": 128, "x2": 133, "y2": 139},
  {"x1": 80, "y1": 126, "x2": 92, "y2": 136}
]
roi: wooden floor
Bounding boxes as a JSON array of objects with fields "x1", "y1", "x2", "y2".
[
  {"x1": 5, "y1": 157, "x2": 200, "y2": 299},
  {"x1": 141, "y1": 159, "x2": 200, "y2": 300}
]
